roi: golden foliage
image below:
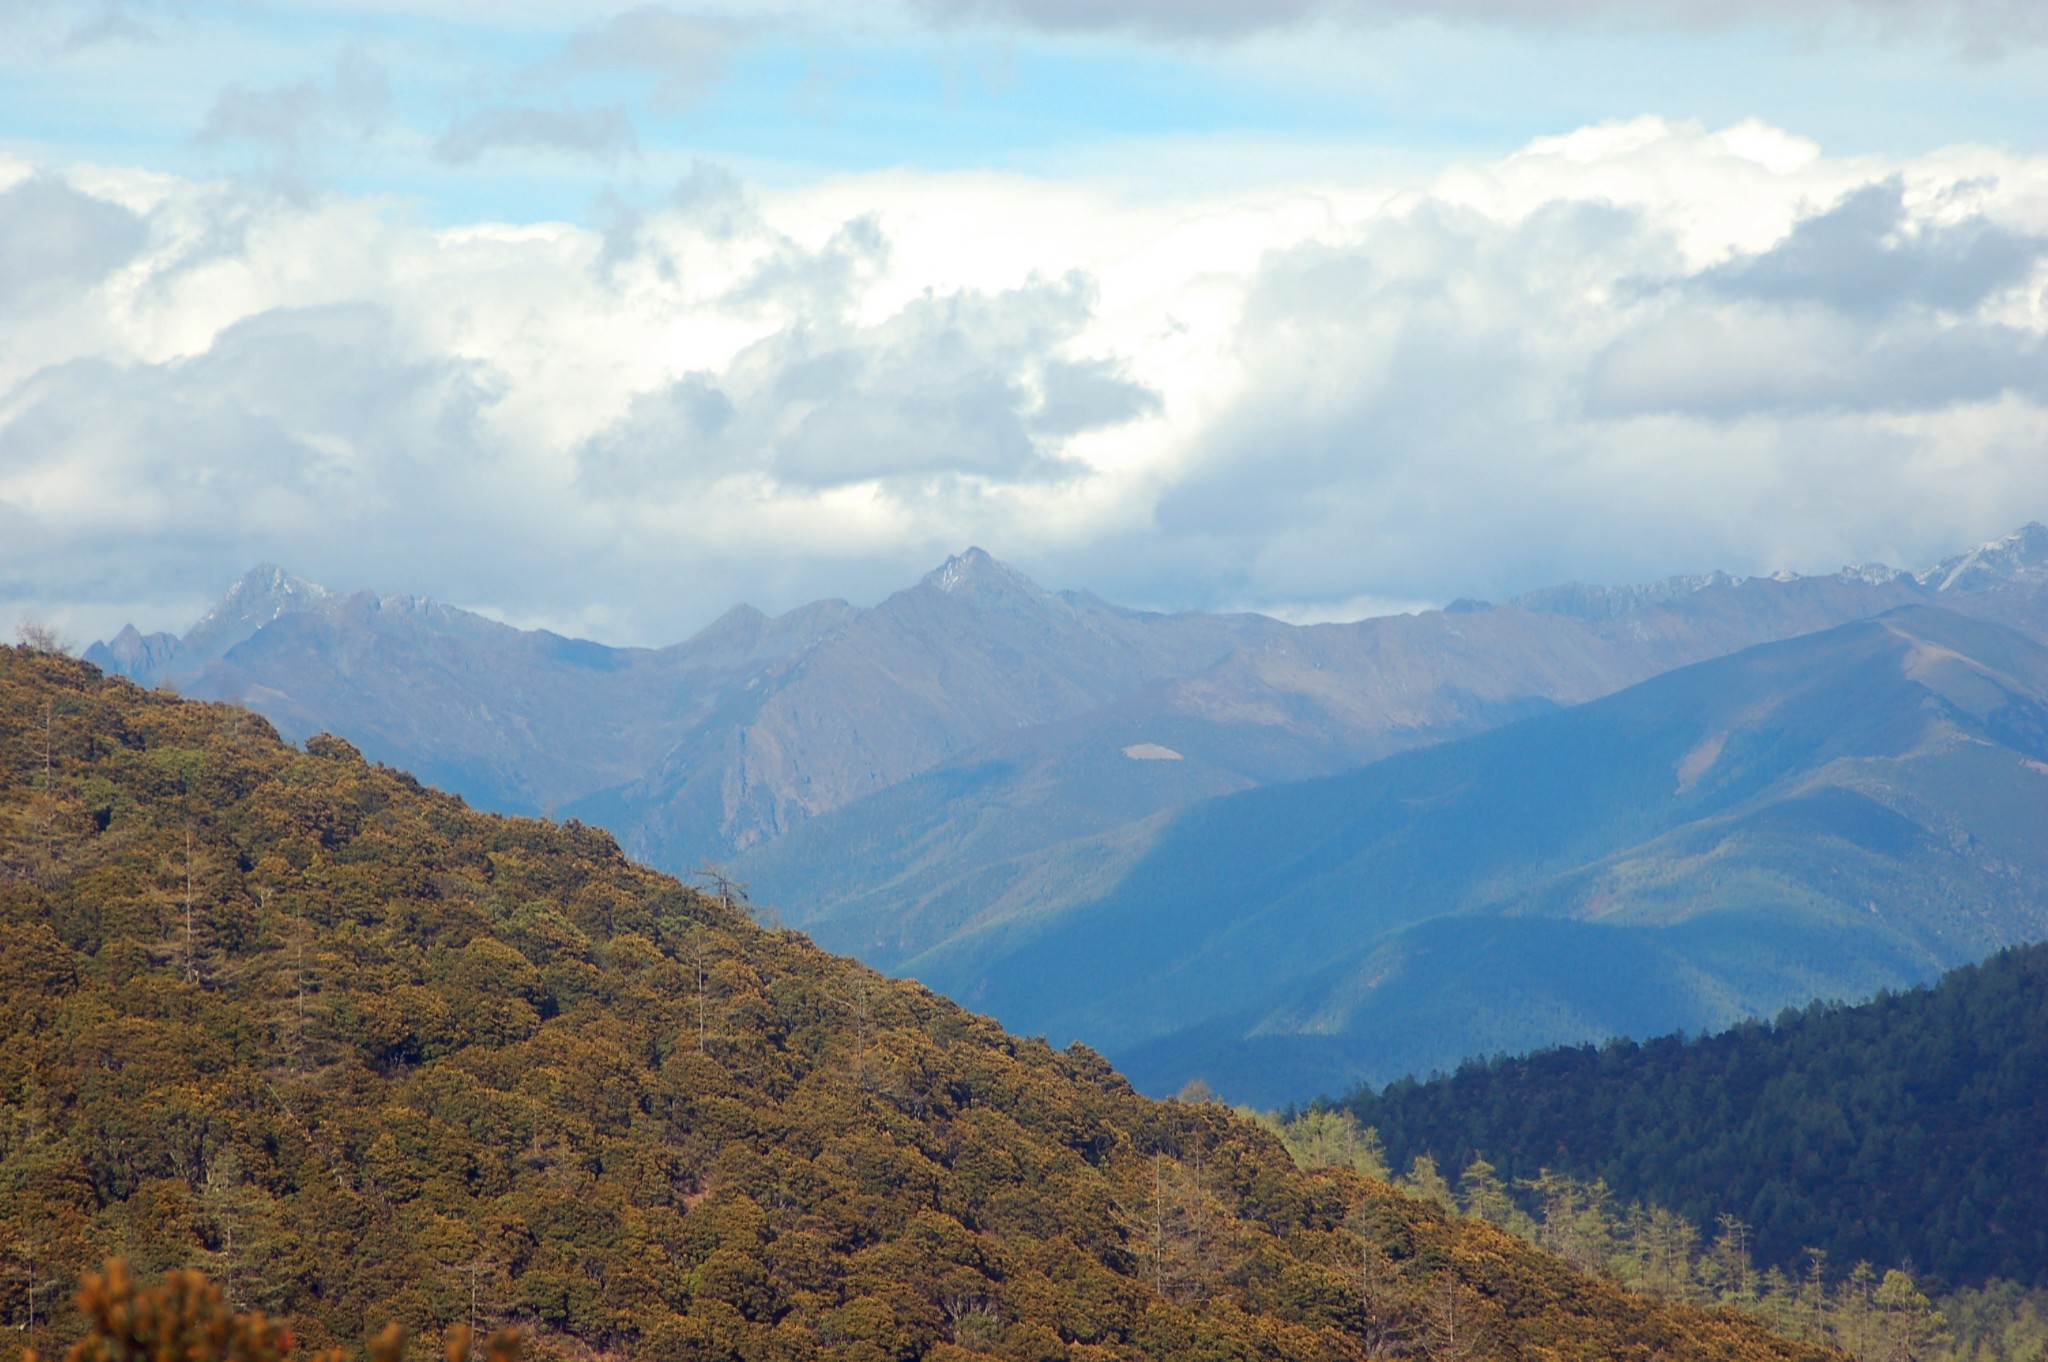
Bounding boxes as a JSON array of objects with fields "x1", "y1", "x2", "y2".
[
  {"x1": 19, "y1": 1259, "x2": 521, "y2": 1362},
  {"x1": 0, "y1": 647, "x2": 1844, "y2": 1362}
]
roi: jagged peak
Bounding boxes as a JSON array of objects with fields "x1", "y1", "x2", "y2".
[
  {"x1": 1835, "y1": 563, "x2": 1910, "y2": 587},
  {"x1": 920, "y1": 547, "x2": 1049, "y2": 600},
  {"x1": 670, "y1": 597, "x2": 857, "y2": 670},
  {"x1": 1511, "y1": 522, "x2": 2047, "y2": 622},
  {"x1": 675, "y1": 602, "x2": 770, "y2": 652},
  {"x1": 1513, "y1": 571, "x2": 1735, "y2": 621},
  {"x1": 184, "y1": 564, "x2": 334, "y2": 659},
  {"x1": 206, "y1": 562, "x2": 327, "y2": 607}
]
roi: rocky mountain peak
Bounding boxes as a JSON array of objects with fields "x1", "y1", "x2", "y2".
[
  {"x1": 183, "y1": 563, "x2": 334, "y2": 661},
  {"x1": 1513, "y1": 571, "x2": 1736, "y2": 621},
  {"x1": 919, "y1": 547, "x2": 1054, "y2": 604},
  {"x1": 1919, "y1": 522, "x2": 2048, "y2": 594},
  {"x1": 81, "y1": 624, "x2": 186, "y2": 689}
]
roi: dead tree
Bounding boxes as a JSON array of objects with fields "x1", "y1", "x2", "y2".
[{"x1": 692, "y1": 865, "x2": 748, "y2": 913}]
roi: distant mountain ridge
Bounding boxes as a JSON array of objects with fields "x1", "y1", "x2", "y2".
[
  {"x1": 877, "y1": 605, "x2": 2048, "y2": 1104},
  {"x1": 85, "y1": 563, "x2": 335, "y2": 689},
  {"x1": 742, "y1": 530, "x2": 2048, "y2": 970},
  {"x1": 1507, "y1": 524, "x2": 2048, "y2": 621},
  {"x1": 85, "y1": 549, "x2": 1285, "y2": 851},
  {"x1": 84, "y1": 527, "x2": 2048, "y2": 883}
]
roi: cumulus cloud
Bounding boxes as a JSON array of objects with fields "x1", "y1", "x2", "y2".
[
  {"x1": 0, "y1": 303, "x2": 501, "y2": 542},
  {"x1": 1584, "y1": 177, "x2": 2048, "y2": 417},
  {"x1": 0, "y1": 291, "x2": 530, "y2": 641},
  {"x1": 3, "y1": 123, "x2": 2048, "y2": 647},
  {"x1": 1587, "y1": 308, "x2": 2048, "y2": 417},
  {"x1": 1140, "y1": 143, "x2": 2048, "y2": 602},
  {"x1": 0, "y1": 174, "x2": 147, "y2": 311},
  {"x1": 577, "y1": 272, "x2": 1158, "y2": 496},
  {"x1": 1697, "y1": 178, "x2": 2048, "y2": 316}
]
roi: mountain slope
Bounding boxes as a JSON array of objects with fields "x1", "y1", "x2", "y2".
[
  {"x1": 563, "y1": 550, "x2": 1278, "y2": 860},
  {"x1": 87, "y1": 553, "x2": 1281, "y2": 860},
  {"x1": 891, "y1": 607, "x2": 2048, "y2": 1104},
  {"x1": 0, "y1": 645, "x2": 1836, "y2": 1362},
  {"x1": 177, "y1": 586, "x2": 865, "y2": 819},
  {"x1": 743, "y1": 561, "x2": 2018, "y2": 967},
  {"x1": 1344, "y1": 942, "x2": 2048, "y2": 1291}
]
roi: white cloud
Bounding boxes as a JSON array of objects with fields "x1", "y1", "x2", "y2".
[
  {"x1": 576, "y1": 270, "x2": 1159, "y2": 496},
  {"x1": 0, "y1": 173, "x2": 148, "y2": 312},
  {"x1": 3, "y1": 118, "x2": 2047, "y2": 649}
]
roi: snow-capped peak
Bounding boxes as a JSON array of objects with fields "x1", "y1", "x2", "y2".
[
  {"x1": 183, "y1": 564, "x2": 333, "y2": 660},
  {"x1": 922, "y1": 548, "x2": 1047, "y2": 600},
  {"x1": 1916, "y1": 523, "x2": 2048, "y2": 594}
]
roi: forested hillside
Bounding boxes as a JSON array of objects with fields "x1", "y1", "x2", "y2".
[
  {"x1": 1345, "y1": 945, "x2": 2048, "y2": 1291},
  {"x1": 0, "y1": 646, "x2": 1836, "y2": 1362}
]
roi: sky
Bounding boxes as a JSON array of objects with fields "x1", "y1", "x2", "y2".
[{"x1": 3, "y1": 0, "x2": 2047, "y2": 646}]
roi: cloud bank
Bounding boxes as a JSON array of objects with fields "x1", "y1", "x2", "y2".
[
  {"x1": 3, "y1": 118, "x2": 2047, "y2": 645},
  {"x1": 914, "y1": 0, "x2": 2048, "y2": 46}
]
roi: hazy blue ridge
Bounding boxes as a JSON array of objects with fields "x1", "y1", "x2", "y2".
[{"x1": 895, "y1": 606, "x2": 2048, "y2": 1105}]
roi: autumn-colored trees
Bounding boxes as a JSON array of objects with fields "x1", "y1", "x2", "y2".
[
  {"x1": 2, "y1": 647, "x2": 1840, "y2": 1362},
  {"x1": 1255, "y1": 1106, "x2": 1998, "y2": 1362},
  {"x1": 22, "y1": 1259, "x2": 520, "y2": 1362}
]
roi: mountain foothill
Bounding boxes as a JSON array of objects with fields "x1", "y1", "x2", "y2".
[{"x1": 0, "y1": 647, "x2": 1840, "y2": 1362}]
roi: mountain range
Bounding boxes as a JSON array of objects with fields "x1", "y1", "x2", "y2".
[
  {"x1": 897, "y1": 605, "x2": 2048, "y2": 1104},
  {"x1": 80, "y1": 526, "x2": 2048, "y2": 1102},
  {"x1": 86, "y1": 528, "x2": 2048, "y2": 875},
  {"x1": 89, "y1": 553, "x2": 1277, "y2": 850}
]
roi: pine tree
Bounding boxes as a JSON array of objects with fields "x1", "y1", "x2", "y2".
[
  {"x1": 1401, "y1": 1154, "x2": 1459, "y2": 1214},
  {"x1": 1872, "y1": 1269, "x2": 1951, "y2": 1362},
  {"x1": 1457, "y1": 1156, "x2": 1519, "y2": 1230}
]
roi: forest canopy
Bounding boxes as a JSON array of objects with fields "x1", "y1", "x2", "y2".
[{"x1": 1344, "y1": 944, "x2": 2048, "y2": 1290}]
